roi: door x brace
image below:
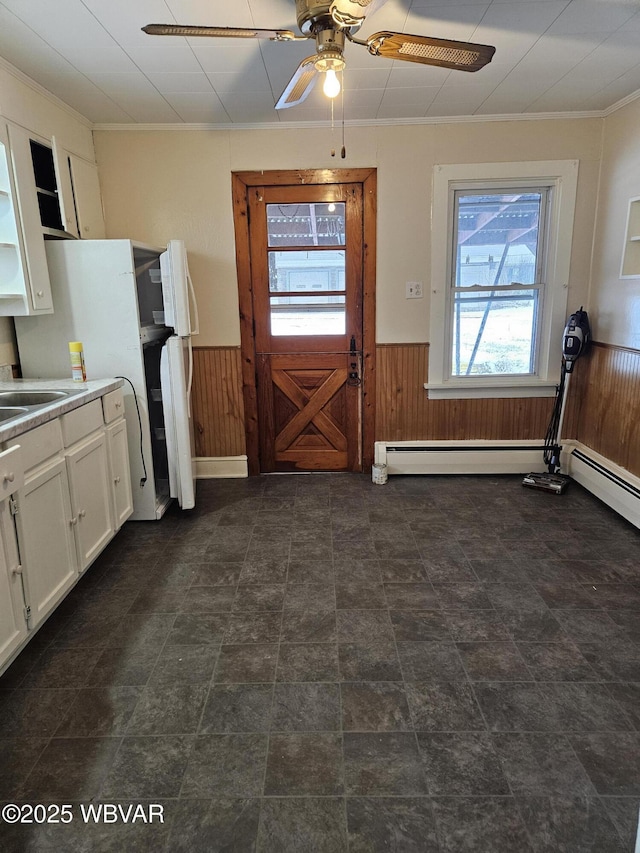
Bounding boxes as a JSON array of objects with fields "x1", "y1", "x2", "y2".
[{"x1": 273, "y1": 367, "x2": 348, "y2": 453}]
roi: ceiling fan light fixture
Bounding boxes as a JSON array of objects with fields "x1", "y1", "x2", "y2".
[
  {"x1": 313, "y1": 47, "x2": 344, "y2": 99},
  {"x1": 314, "y1": 49, "x2": 345, "y2": 73},
  {"x1": 322, "y1": 68, "x2": 341, "y2": 98}
]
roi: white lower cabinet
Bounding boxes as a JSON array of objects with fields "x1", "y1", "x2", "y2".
[
  {"x1": 66, "y1": 431, "x2": 113, "y2": 572},
  {"x1": 0, "y1": 389, "x2": 133, "y2": 672},
  {"x1": 106, "y1": 418, "x2": 133, "y2": 530},
  {"x1": 0, "y1": 448, "x2": 28, "y2": 663},
  {"x1": 14, "y1": 457, "x2": 77, "y2": 629}
]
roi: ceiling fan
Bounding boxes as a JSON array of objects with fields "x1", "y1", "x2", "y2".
[{"x1": 143, "y1": 0, "x2": 496, "y2": 109}]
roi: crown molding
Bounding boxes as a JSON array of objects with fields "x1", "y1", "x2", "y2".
[
  {"x1": 602, "y1": 87, "x2": 640, "y2": 117},
  {"x1": 0, "y1": 56, "x2": 93, "y2": 129},
  {"x1": 92, "y1": 109, "x2": 607, "y2": 133}
]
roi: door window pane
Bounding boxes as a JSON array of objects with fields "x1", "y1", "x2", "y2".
[
  {"x1": 270, "y1": 296, "x2": 345, "y2": 336},
  {"x1": 269, "y1": 250, "x2": 345, "y2": 293},
  {"x1": 451, "y1": 288, "x2": 538, "y2": 376},
  {"x1": 267, "y1": 203, "x2": 345, "y2": 247}
]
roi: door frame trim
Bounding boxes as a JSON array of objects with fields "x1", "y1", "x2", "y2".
[{"x1": 232, "y1": 168, "x2": 377, "y2": 476}]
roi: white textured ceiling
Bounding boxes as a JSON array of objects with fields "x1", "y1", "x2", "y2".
[{"x1": 0, "y1": 0, "x2": 639, "y2": 125}]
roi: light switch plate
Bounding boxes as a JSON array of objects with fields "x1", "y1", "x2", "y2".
[{"x1": 406, "y1": 281, "x2": 423, "y2": 299}]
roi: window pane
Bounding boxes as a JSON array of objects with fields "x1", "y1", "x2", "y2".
[
  {"x1": 455, "y1": 192, "x2": 542, "y2": 287},
  {"x1": 451, "y1": 289, "x2": 538, "y2": 376},
  {"x1": 267, "y1": 203, "x2": 345, "y2": 247},
  {"x1": 269, "y1": 250, "x2": 345, "y2": 293},
  {"x1": 270, "y1": 295, "x2": 345, "y2": 336}
]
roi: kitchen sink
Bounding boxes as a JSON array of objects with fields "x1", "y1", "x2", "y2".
[
  {"x1": 0, "y1": 390, "x2": 70, "y2": 407},
  {"x1": 0, "y1": 406, "x2": 29, "y2": 421}
]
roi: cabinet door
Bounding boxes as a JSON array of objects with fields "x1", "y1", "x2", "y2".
[
  {"x1": 52, "y1": 137, "x2": 79, "y2": 239},
  {"x1": 106, "y1": 419, "x2": 133, "y2": 530},
  {"x1": 66, "y1": 432, "x2": 114, "y2": 572},
  {"x1": 1, "y1": 124, "x2": 53, "y2": 315},
  {"x1": 15, "y1": 458, "x2": 77, "y2": 629},
  {"x1": 69, "y1": 155, "x2": 105, "y2": 239},
  {"x1": 0, "y1": 499, "x2": 28, "y2": 671},
  {"x1": 0, "y1": 123, "x2": 31, "y2": 313}
]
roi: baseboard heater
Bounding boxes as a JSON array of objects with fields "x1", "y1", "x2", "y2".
[
  {"x1": 374, "y1": 440, "x2": 640, "y2": 531},
  {"x1": 375, "y1": 440, "x2": 546, "y2": 476},
  {"x1": 568, "y1": 445, "x2": 640, "y2": 530}
]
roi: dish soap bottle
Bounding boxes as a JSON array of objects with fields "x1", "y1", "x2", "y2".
[{"x1": 69, "y1": 341, "x2": 86, "y2": 382}]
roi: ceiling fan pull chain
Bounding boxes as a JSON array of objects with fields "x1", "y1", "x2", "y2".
[
  {"x1": 341, "y1": 73, "x2": 346, "y2": 158},
  {"x1": 330, "y1": 98, "x2": 336, "y2": 157}
]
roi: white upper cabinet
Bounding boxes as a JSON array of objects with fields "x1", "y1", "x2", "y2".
[
  {"x1": 52, "y1": 139, "x2": 106, "y2": 241},
  {"x1": 0, "y1": 122, "x2": 53, "y2": 315},
  {"x1": 68, "y1": 153, "x2": 106, "y2": 239},
  {"x1": 52, "y1": 136, "x2": 79, "y2": 239},
  {"x1": 0, "y1": 120, "x2": 105, "y2": 316}
]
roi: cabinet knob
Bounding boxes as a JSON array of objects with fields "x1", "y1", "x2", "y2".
[
  {"x1": 36, "y1": 290, "x2": 44, "y2": 298},
  {"x1": 3, "y1": 472, "x2": 14, "y2": 483},
  {"x1": 70, "y1": 516, "x2": 77, "y2": 525},
  {"x1": 114, "y1": 476, "x2": 121, "y2": 484},
  {"x1": 115, "y1": 402, "x2": 122, "y2": 409},
  {"x1": 11, "y1": 565, "x2": 22, "y2": 575},
  {"x1": 78, "y1": 509, "x2": 86, "y2": 518}
]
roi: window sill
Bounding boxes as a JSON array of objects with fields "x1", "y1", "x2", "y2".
[{"x1": 424, "y1": 381, "x2": 559, "y2": 400}]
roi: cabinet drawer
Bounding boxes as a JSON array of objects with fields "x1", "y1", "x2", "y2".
[
  {"x1": 102, "y1": 388, "x2": 124, "y2": 424},
  {"x1": 0, "y1": 446, "x2": 24, "y2": 500},
  {"x1": 6, "y1": 419, "x2": 63, "y2": 473},
  {"x1": 60, "y1": 399, "x2": 102, "y2": 447}
]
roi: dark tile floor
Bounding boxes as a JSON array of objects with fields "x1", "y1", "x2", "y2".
[{"x1": 0, "y1": 473, "x2": 639, "y2": 851}]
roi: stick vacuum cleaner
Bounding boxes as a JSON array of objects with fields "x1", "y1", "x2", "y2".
[{"x1": 522, "y1": 307, "x2": 591, "y2": 494}]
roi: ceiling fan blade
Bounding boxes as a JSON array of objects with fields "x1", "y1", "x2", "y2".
[
  {"x1": 366, "y1": 31, "x2": 495, "y2": 71},
  {"x1": 275, "y1": 56, "x2": 319, "y2": 109},
  {"x1": 330, "y1": 0, "x2": 389, "y2": 28},
  {"x1": 142, "y1": 24, "x2": 300, "y2": 41}
]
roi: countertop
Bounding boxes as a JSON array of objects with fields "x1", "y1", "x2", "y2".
[{"x1": 0, "y1": 378, "x2": 123, "y2": 442}]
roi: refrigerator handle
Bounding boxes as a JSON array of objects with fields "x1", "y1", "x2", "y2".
[
  {"x1": 187, "y1": 270, "x2": 200, "y2": 336},
  {"x1": 187, "y1": 337, "x2": 193, "y2": 417}
]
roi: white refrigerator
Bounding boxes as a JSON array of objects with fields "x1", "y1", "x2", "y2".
[{"x1": 15, "y1": 239, "x2": 199, "y2": 520}]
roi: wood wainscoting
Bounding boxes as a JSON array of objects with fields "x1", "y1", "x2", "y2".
[
  {"x1": 192, "y1": 347, "x2": 246, "y2": 458},
  {"x1": 566, "y1": 341, "x2": 640, "y2": 478},
  {"x1": 191, "y1": 341, "x2": 640, "y2": 480},
  {"x1": 375, "y1": 343, "x2": 555, "y2": 441}
]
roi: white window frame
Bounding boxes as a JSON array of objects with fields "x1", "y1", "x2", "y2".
[{"x1": 427, "y1": 160, "x2": 579, "y2": 400}]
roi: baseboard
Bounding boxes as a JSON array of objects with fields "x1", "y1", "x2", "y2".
[
  {"x1": 374, "y1": 440, "x2": 547, "y2": 475},
  {"x1": 373, "y1": 439, "x2": 639, "y2": 531},
  {"x1": 196, "y1": 456, "x2": 248, "y2": 479},
  {"x1": 565, "y1": 441, "x2": 640, "y2": 531}
]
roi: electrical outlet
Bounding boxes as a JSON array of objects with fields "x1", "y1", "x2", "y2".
[{"x1": 406, "y1": 281, "x2": 423, "y2": 299}]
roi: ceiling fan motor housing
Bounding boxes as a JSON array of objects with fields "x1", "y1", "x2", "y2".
[{"x1": 296, "y1": 0, "x2": 334, "y2": 34}]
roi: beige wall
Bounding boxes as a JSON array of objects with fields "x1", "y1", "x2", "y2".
[
  {"x1": 589, "y1": 97, "x2": 640, "y2": 348},
  {"x1": 94, "y1": 117, "x2": 603, "y2": 348}
]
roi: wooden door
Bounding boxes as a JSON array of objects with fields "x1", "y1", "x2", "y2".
[{"x1": 249, "y1": 182, "x2": 364, "y2": 472}]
